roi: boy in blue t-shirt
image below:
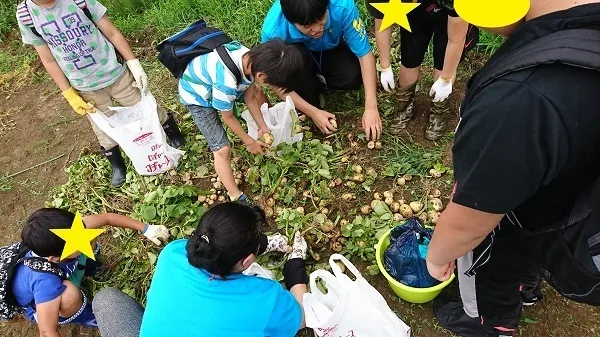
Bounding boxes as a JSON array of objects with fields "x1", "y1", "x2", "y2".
[
  {"x1": 262, "y1": 0, "x2": 382, "y2": 140},
  {"x1": 179, "y1": 39, "x2": 304, "y2": 202},
  {"x1": 11, "y1": 208, "x2": 169, "y2": 337}
]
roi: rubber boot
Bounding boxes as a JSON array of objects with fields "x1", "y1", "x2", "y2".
[
  {"x1": 425, "y1": 98, "x2": 451, "y2": 141},
  {"x1": 389, "y1": 82, "x2": 417, "y2": 135},
  {"x1": 162, "y1": 112, "x2": 186, "y2": 149},
  {"x1": 102, "y1": 146, "x2": 126, "y2": 187}
]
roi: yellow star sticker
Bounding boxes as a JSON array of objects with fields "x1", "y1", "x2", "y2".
[
  {"x1": 50, "y1": 212, "x2": 105, "y2": 261},
  {"x1": 371, "y1": 0, "x2": 420, "y2": 32}
]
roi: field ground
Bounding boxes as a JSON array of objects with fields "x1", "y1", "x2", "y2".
[{"x1": 1, "y1": 0, "x2": 600, "y2": 336}]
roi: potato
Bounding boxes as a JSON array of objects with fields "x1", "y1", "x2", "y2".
[
  {"x1": 281, "y1": 177, "x2": 288, "y2": 184},
  {"x1": 400, "y1": 204, "x2": 413, "y2": 218},
  {"x1": 403, "y1": 174, "x2": 413, "y2": 181},
  {"x1": 332, "y1": 241, "x2": 343, "y2": 253},
  {"x1": 341, "y1": 155, "x2": 349, "y2": 163},
  {"x1": 345, "y1": 181, "x2": 357, "y2": 188},
  {"x1": 276, "y1": 207, "x2": 284, "y2": 216},
  {"x1": 234, "y1": 178, "x2": 242, "y2": 185},
  {"x1": 210, "y1": 194, "x2": 218, "y2": 201},
  {"x1": 375, "y1": 141, "x2": 382, "y2": 150},
  {"x1": 366, "y1": 167, "x2": 376, "y2": 176},
  {"x1": 296, "y1": 207, "x2": 305, "y2": 215},
  {"x1": 203, "y1": 202, "x2": 209, "y2": 208},
  {"x1": 329, "y1": 180, "x2": 337, "y2": 188},
  {"x1": 383, "y1": 190, "x2": 394, "y2": 199},
  {"x1": 334, "y1": 177, "x2": 343, "y2": 186},
  {"x1": 409, "y1": 201, "x2": 423, "y2": 213},
  {"x1": 213, "y1": 182, "x2": 223, "y2": 189},
  {"x1": 210, "y1": 188, "x2": 216, "y2": 193},
  {"x1": 352, "y1": 174, "x2": 365, "y2": 182},
  {"x1": 361, "y1": 205, "x2": 372, "y2": 215},
  {"x1": 430, "y1": 198, "x2": 444, "y2": 212},
  {"x1": 211, "y1": 177, "x2": 217, "y2": 183},
  {"x1": 398, "y1": 199, "x2": 406, "y2": 205},
  {"x1": 340, "y1": 219, "x2": 349, "y2": 226},
  {"x1": 266, "y1": 198, "x2": 275, "y2": 207},
  {"x1": 342, "y1": 193, "x2": 355, "y2": 202},
  {"x1": 418, "y1": 212, "x2": 428, "y2": 223},
  {"x1": 218, "y1": 195, "x2": 226, "y2": 202},
  {"x1": 198, "y1": 195, "x2": 207, "y2": 203},
  {"x1": 207, "y1": 199, "x2": 215, "y2": 205},
  {"x1": 321, "y1": 221, "x2": 335, "y2": 232},
  {"x1": 350, "y1": 141, "x2": 359, "y2": 148},
  {"x1": 330, "y1": 119, "x2": 338, "y2": 129},
  {"x1": 367, "y1": 141, "x2": 375, "y2": 149},
  {"x1": 393, "y1": 213, "x2": 404, "y2": 222},
  {"x1": 373, "y1": 192, "x2": 382, "y2": 200},
  {"x1": 321, "y1": 207, "x2": 329, "y2": 215},
  {"x1": 261, "y1": 133, "x2": 274, "y2": 145},
  {"x1": 391, "y1": 202, "x2": 401, "y2": 213},
  {"x1": 429, "y1": 168, "x2": 442, "y2": 178},
  {"x1": 353, "y1": 165, "x2": 363, "y2": 174},
  {"x1": 265, "y1": 208, "x2": 274, "y2": 218},
  {"x1": 396, "y1": 177, "x2": 406, "y2": 186},
  {"x1": 430, "y1": 188, "x2": 442, "y2": 198},
  {"x1": 385, "y1": 197, "x2": 394, "y2": 206}
]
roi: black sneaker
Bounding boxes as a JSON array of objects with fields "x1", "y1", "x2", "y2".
[
  {"x1": 433, "y1": 299, "x2": 516, "y2": 337},
  {"x1": 520, "y1": 283, "x2": 543, "y2": 306}
]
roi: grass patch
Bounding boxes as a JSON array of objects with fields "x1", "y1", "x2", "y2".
[{"x1": 0, "y1": 1, "x2": 16, "y2": 41}]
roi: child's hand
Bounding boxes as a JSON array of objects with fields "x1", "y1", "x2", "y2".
[
  {"x1": 258, "y1": 128, "x2": 271, "y2": 138},
  {"x1": 265, "y1": 233, "x2": 292, "y2": 254},
  {"x1": 245, "y1": 139, "x2": 269, "y2": 154},
  {"x1": 142, "y1": 224, "x2": 170, "y2": 245}
]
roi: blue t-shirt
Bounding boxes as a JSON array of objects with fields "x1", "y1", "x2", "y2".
[
  {"x1": 12, "y1": 252, "x2": 80, "y2": 321},
  {"x1": 140, "y1": 239, "x2": 302, "y2": 337},
  {"x1": 261, "y1": 0, "x2": 371, "y2": 57}
]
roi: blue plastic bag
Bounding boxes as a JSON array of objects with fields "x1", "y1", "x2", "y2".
[{"x1": 384, "y1": 217, "x2": 440, "y2": 288}]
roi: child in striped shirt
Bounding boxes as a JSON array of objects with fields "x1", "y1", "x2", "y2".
[{"x1": 179, "y1": 39, "x2": 304, "y2": 202}]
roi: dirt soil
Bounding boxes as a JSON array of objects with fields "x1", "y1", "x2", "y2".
[{"x1": 1, "y1": 77, "x2": 600, "y2": 337}]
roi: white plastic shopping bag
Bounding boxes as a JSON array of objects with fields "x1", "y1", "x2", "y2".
[
  {"x1": 303, "y1": 254, "x2": 411, "y2": 337},
  {"x1": 88, "y1": 93, "x2": 184, "y2": 176},
  {"x1": 241, "y1": 95, "x2": 303, "y2": 147},
  {"x1": 242, "y1": 262, "x2": 274, "y2": 279}
]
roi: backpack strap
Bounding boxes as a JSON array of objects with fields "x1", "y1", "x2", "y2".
[
  {"x1": 19, "y1": 0, "x2": 95, "y2": 39},
  {"x1": 22, "y1": 258, "x2": 67, "y2": 280},
  {"x1": 215, "y1": 45, "x2": 243, "y2": 85},
  {"x1": 465, "y1": 29, "x2": 600, "y2": 105}
]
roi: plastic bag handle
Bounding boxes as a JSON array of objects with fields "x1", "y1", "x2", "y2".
[
  {"x1": 329, "y1": 254, "x2": 362, "y2": 280},
  {"x1": 309, "y1": 269, "x2": 342, "y2": 305}
]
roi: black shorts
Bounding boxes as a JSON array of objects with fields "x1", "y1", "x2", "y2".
[{"x1": 365, "y1": 0, "x2": 477, "y2": 70}]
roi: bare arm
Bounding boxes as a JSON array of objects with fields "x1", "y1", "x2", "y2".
[
  {"x1": 83, "y1": 213, "x2": 146, "y2": 232},
  {"x1": 34, "y1": 45, "x2": 71, "y2": 92},
  {"x1": 374, "y1": 19, "x2": 393, "y2": 69},
  {"x1": 441, "y1": 16, "x2": 469, "y2": 80},
  {"x1": 427, "y1": 201, "x2": 503, "y2": 266},
  {"x1": 272, "y1": 88, "x2": 337, "y2": 134},
  {"x1": 243, "y1": 83, "x2": 269, "y2": 134},
  {"x1": 95, "y1": 15, "x2": 135, "y2": 61},
  {"x1": 358, "y1": 51, "x2": 381, "y2": 140},
  {"x1": 290, "y1": 284, "x2": 308, "y2": 329},
  {"x1": 221, "y1": 110, "x2": 254, "y2": 144},
  {"x1": 36, "y1": 297, "x2": 61, "y2": 337}
]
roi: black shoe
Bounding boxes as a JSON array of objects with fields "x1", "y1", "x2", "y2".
[
  {"x1": 102, "y1": 146, "x2": 126, "y2": 187},
  {"x1": 162, "y1": 112, "x2": 186, "y2": 149},
  {"x1": 433, "y1": 298, "x2": 516, "y2": 337},
  {"x1": 520, "y1": 283, "x2": 543, "y2": 306}
]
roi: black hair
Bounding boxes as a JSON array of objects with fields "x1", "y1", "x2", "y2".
[
  {"x1": 186, "y1": 202, "x2": 267, "y2": 276},
  {"x1": 281, "y1": 0, "x2": 329, "y2": 26},
  {"x1": 247, "y1": 39, "x2": 305, "y2": 93},
  {"x1": 21, "y1": 208, "x2": 75, "y2": 257}
]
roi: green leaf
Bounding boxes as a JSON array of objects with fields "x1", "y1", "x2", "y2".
[
  {"x1": 317, "y1": 169, "x2": 331, "y2": 179},
  {"x1": 353, "y1": 229, "x2": 365, "y2": 237},
  {"x1": 366, "y1": 264, "x2": 380, "y2": 275},
  {"x1": 147, "y1": 252, "x2": 157, "y2": 265},
  {"x1": 196, "y1": 165, "x2": 209, "y2": 177},
  {"x1": 372, "y1": 200, "x2": 392, "y2": 216},
  {"x1": 141, "y1": 205, "x2": 157, "y2": 222},
  {"x1": 521, "y1": 317, "x2": 537, "y2": 324}
]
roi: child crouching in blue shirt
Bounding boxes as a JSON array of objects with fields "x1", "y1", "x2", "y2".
[
  {"x1": 11, "y1": 208, "x2": 169, "y2": 336},
  {"x1": 179, "y1": 39, "x2": 304, "y2": 202}
]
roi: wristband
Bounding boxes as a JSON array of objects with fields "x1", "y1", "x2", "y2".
[
  {"x1": 142, "y1": 224, "x2": 150, "y2": 234},
  {"x1": 283, "y1": 258, "x2": 308, "y2": 290},
  {"x1": 257, "y1": 234, "x2": 268, "y2": 256}
]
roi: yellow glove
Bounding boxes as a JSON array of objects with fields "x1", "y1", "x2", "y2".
[{"x1": 62, "y1": 87, "x2": 94, "y2": 115}]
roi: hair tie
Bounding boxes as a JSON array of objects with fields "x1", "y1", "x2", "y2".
[{"x1": 201, "y1": 235, "x2": 210, "y2": 244}]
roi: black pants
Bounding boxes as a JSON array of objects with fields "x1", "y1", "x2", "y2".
[
  {"x1": 294, "y1": 42, "x2": 362, "y2": 109},
  {"x1": 457, "y1": 216, "x2": 539, "y2": 332}
]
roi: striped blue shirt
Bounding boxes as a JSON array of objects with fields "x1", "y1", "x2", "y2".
[{"x1": 178, "y1": 42, "x2": 253, "y2": 111}]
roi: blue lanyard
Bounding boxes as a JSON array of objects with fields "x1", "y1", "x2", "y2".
[{"x1": 304, "y1": 37, "x2": 324, "y2": 72}]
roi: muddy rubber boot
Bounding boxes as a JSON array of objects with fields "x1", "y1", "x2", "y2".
[
  {"x1": 389, "y1": 82, "x2": 417, "y2": 135},
  {"x1": 425, "y1": 98, "x2": 451, "y2": 141},
  {"x1": 162, "y1": 112, "x2": 186, "y2": 149},
  {"x1": 102, "y1": 146, "x2": 126, "y2": 187}
]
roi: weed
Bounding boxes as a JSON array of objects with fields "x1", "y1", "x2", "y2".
[
  {"x1": 379, "y1": 134, "x2": 451, "y2": 178},
  {"x1": 0, "y1": 175, "x2": 12, "y2": 191}
]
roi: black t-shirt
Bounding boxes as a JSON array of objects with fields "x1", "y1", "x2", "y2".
[
  {"x1": 366, "y1": 0, "x2": 457, "y2": 20},
  {"x1": 452, "y1": 4, "x2": 600, "y2": 229}
]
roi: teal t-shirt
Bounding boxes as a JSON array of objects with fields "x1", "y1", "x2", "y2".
[
  {"x1": 140, "y1": 239, "x2": 302, "y2": 337},
  {"x1": 261, "y1": 0, "x2": 371, "y2": 57}
]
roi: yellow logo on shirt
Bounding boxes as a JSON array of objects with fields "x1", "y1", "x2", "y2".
[{"x1": 353, "y1": 18, "x2": 367, "y2": 39}]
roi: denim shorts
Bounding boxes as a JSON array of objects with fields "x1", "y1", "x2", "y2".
[{"x1": 186, "y1": 104, "x2": 230, "y2": 152}]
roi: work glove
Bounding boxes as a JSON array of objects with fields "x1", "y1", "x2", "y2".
[
  {"x1": 379, "y1": 66, "x2": 395, "y2": 92},
  {"x1": 429, "y1": 77, "x2": 454, "y2": 102},
  {"x1": 62, "y1": 87, "x2": 94, "y2": 115},
  {"x1": 288, "y1": 232, "x2": 307, "y2": 260},
  {"x1": 126, "y1": 59, "x2": 149, "y2": 96},
  {"x1": 142, "y1": 224, "x2": 170, "y2": 245},
  {"x1": 265, "y1": 233, "x2": 292, "y2": 254}
]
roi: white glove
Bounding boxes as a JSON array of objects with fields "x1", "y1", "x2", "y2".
[
  {"x1": 288, "y1": 232, "x2": 307, "y2": 260},
  {"x1": 142, "y1": 224, "x2": 170, "y2": 245},
  {"x1": 126, "y1": 59, "x2": 149, "y2": 96},
  {"x1": 429, "y1": 77, "x2": 453, "y2": 102},
  {"x1": 265, "y1": 233, "x2": 292, "y2": 254},
  {"x1": 379, "y1": 66, "x2": 395, "y2": 92}
]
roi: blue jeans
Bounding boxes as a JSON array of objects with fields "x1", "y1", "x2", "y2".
[
  {"x1": 186, "y1": 104, "x2": 230, "y2": 152},
  {"x1": 92, "y1": 288, "x2": 144, "y2": 337}
]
